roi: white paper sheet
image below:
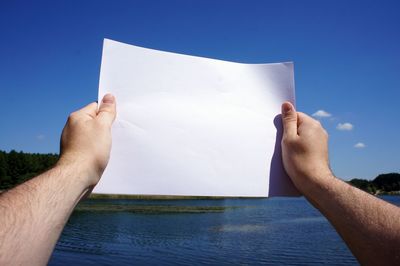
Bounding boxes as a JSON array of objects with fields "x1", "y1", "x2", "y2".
[{"x1": 94, "y1": 39, "x2": 299, "y2": 197}]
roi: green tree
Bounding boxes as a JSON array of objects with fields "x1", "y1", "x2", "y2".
[
  {"x1": 348, "y1": 178, "x2": 377, "y2": 194},
  {"x1": 7, "y1": 150, "x2": 23, "y2": 184},
  {"x1": 0, "y1": 151, "x2": 7, "y2": 179},
  {"x1": 0, "y1": 150, "x2": 59, "y2": 190},
  {"x1": 373, "y1": 173, "x2": 400, "y2": 192}
]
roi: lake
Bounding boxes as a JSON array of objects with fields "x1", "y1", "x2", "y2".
[{"x1": 49, "y1": 196, "x2": 400, "y2": 265}]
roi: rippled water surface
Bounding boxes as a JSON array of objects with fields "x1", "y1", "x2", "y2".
[{"x1": 49, "y1": 196, "x2": 400, "y2": 265}]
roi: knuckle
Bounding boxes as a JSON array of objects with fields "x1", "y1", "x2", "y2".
[
  {"x1": 282, "y1": 136, "x2": 294, "y2": 146},
  {"x1": 297, "y1": 111, "x2": 306, "y2": 117},
  {"x1": 311, "y1": 120, "x2": 322, "y2": 130},
  {"x1": 67, "y1": 114, "x2": 74, "y2": 123},
  {"x1": 67, "y1": 112, "x2": 80, "y2": 123},
  {"x1": 283, "y1": 116, "x2": 297, "y2": 123}
]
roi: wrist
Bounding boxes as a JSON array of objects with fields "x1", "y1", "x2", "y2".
[
  {"x1": 56, "y1": 154, "x2": 99, "y2": 190},
  {"x1": 298, "y1": 169, "x2": 336, "y2": 199}
]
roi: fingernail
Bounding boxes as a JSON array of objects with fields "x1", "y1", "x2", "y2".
[
  {"x1": 102, "y1": 94, "x2": 115, "y2": 104},
  {"x1": 282, "y1": 102, "x2": 293, "y2": 115}
]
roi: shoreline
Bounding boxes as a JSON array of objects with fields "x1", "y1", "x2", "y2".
[{"x1": 88, "y1": 193, "x2": 267, "y2": 200}]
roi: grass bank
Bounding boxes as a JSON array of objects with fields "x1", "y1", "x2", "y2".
[{"x1": 75, "y1": 203, "x2": 240, "y2": 213}]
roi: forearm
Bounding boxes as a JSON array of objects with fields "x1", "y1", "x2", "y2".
[
  {"x1": 0, "y1": 162, "x2": 90, "y2": 265},
  {"x1": 303, "y1": 174, "x2": 400, "y2": 265}
]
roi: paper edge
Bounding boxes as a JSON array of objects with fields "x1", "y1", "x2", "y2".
[{"x1": 103, "y1": 38, "x2": 294, "y2": 67}]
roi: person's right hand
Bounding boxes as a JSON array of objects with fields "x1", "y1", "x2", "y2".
[
  {"x1": 280, "y1": 102, "x2": 334, "y2": 194},
  {"x1": 57, "y1": 94, "x2": 116, "y2": 189}
]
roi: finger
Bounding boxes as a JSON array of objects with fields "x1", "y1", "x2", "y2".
[
  {"x1": 281, "y1": 102, "x2": 298, "y2": 139},
  {"x1": 97, "y1": 93, "x2": 116, "y2": 126},
  {"x1": 297, "y1": 112, "x2": 319, "y2": 135},
  {"x1": 77, "y1": 102, "x2": 98, "y2": 119}
]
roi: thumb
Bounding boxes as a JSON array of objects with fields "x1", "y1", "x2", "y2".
[
  {"x1": 98, "y1": 93, "x2": 116, "y2": 126},
  {"x1": 281, "y1": 102, "x2": 298, "y2": 139}
]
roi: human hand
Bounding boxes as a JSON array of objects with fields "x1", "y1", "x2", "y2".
[
  {"x1": 280, "y1": 102, "x2": 333, "y2": 194},
  {"x1": 58, "y1": 94, "x2": 116, "y2": 188}
]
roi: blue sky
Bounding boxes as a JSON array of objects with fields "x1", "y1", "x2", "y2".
[{"x1": 0, "y1": 0, "x2": 399, "y2": 180}]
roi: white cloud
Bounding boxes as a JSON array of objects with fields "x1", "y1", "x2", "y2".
[
  {"x1": 354, "y1": 142, "x2": 366, "y2": 148},
  {"x1": 312, "y1": 110, "x2": 332, "y2": 118},
  {"x1": 336, "y1": 123, "x2": 353, "y2": 131},
  {"x1": 36, "y1": 134, "x2": 45, "y2": 141}
]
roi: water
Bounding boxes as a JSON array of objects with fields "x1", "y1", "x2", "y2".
[{"x1": 49, "y1": 196, "x2": 400, "y2": 265}]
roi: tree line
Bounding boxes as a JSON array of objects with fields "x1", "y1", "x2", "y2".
[
  {"x1": 0, "y1": 150, "x2": 59, "y2": 190},
  {"x1": 348, "y1": 173, "x2": 400, "y2": 195},
  {"x1": 0, "y1": 150, "x2": 399, "y2": 195}
]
